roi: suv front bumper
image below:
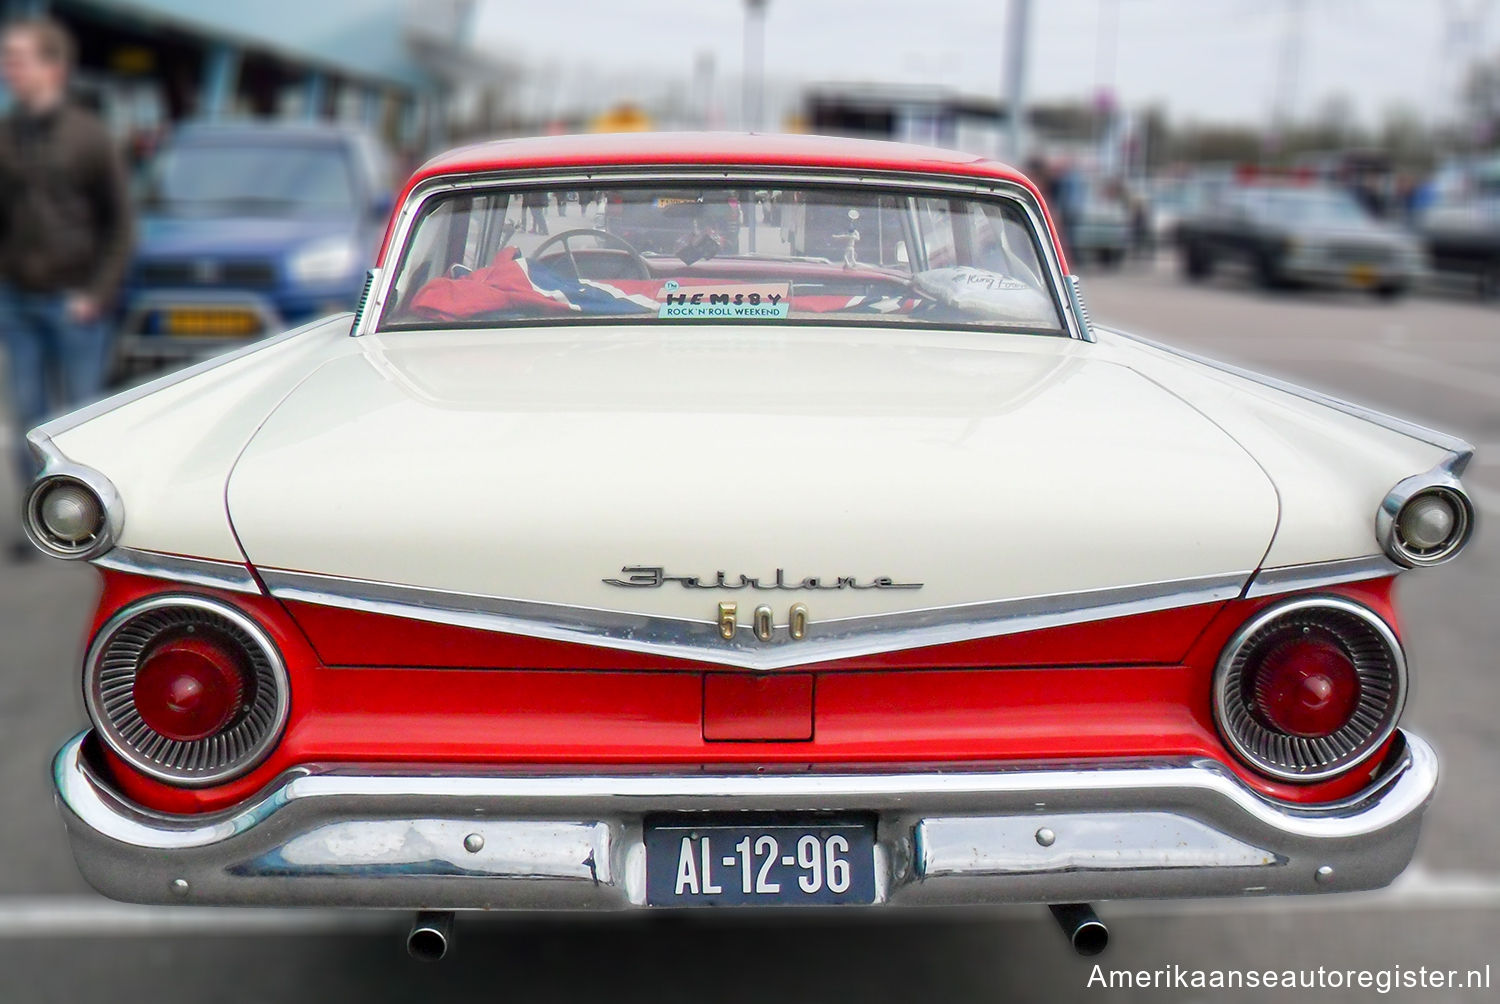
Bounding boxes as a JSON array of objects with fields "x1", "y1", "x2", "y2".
[{"x1": 53, "y1": 730, "x2": 1437, "y2": 910}]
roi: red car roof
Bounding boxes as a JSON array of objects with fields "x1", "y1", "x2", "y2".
[
  {"x1": 383, "y1": 132, "x2": 1063, "y2": 268},
  {"x1": 412, "y1": 131, "x2": 1033, "y2": 185}
]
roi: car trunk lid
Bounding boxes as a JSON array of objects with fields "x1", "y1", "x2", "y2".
[{"x1": 226, "y1": 325, "x2": 1277, "y2": 667}]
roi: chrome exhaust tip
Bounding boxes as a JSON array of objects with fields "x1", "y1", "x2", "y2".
[
  {"x1": 407, "y1": 911, "x2": 454, "y2": 962},
  {"x1": 1049, "y1": 903, "x2": 1109, "y2": 956}
]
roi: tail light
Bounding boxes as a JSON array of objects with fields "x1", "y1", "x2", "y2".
[
  {"x1": 1213, "y1": 596, "x2": 1404, "y2": 782},
  {"x1": 132, "y1": 634, "x2": 249, "y2": 742},
  {"x1": 1378, "y1": 478, "x2": 1474, "y2": 568},
  {"x1": 85, "y1": 596, "x2": 288, "y2": 786},
  {"x1": 23, "y1": 467, "x2": 122, "y2": 560}
]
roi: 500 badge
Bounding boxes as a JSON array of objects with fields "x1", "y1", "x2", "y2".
[{"x1": 716, "y1": 601, "x2": 808, "y2": 643}]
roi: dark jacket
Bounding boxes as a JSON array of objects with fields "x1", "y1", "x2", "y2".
[{"x1": 0, "y1": 101, "x2": 133, "y2": 303}]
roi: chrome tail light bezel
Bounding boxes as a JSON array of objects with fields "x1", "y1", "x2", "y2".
[
  {"x1": 84, "y1": 595, "x2": 289, "y2": 787},
  {"x1": 1213, "y1": 595, "x2": 1406, "y2": 783},
  {"x1": 1377, "y1": 473, "x2": 1475, "y2": 568},
  {"x1": 22, "y1": 465, "x2": 123, "y2": 561}
]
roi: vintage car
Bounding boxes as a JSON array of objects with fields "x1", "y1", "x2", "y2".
[
  {"x1": 1176, "y1": 181, "x2": 1425, "y2": 297},
  {"x1": 28, "y1": 133, "x2": 1470, "y2": 959}
]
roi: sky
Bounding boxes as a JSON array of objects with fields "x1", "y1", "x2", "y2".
[{"x1": 471, "y1": 0, "x2": 1494, "y2": 129}]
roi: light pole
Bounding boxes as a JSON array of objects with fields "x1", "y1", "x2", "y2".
[
  {"x1": 1001, "y1": 0, "x2": 1031, "y2": 163},
  {"x1": 1266, "y1": 0, "x2": 1306, "y2": 159},
  {"x1": 743, "y1": 0, "x2": 769, "y2": 130}
]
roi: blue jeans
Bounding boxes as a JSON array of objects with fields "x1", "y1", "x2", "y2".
[{"x1": 0, "y1": 284, "x2": 110, "y2": 485}]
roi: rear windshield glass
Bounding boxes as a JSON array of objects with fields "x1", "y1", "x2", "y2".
[
  {"x1": 378, "y1": 184, "x2": 1066, "y2": 335},
  {"x1": 150, "y1": 142, "x2": 357, "y2": 213}
]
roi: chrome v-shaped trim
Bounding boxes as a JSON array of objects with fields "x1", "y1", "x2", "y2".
[
  {"x1": 93, "y1": 547, "x2": 262, "y2": 594},
  {"x1": 260, "y1": 568, "x2": 1250, "y2": 670}
]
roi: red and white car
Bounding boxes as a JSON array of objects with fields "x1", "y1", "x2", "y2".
[{"x1": 26, "y1": 134, "x2": 1470, "y2": 957}]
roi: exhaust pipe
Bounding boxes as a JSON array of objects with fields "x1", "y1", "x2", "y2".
[
  {"x1": 407, "y1": 911, "x2": 454, "y2": 962},
  {"x1": 1049, "y1": 903, "x2": 1108, "y2": 956}
]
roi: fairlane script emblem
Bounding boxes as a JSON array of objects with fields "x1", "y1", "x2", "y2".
[{"x1": 603, "y1": 566, "x2": 923, "y2": 591}]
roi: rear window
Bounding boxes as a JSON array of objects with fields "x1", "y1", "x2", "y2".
[
  {"x1": 150, "y1": 141, "x2": 358, "y2": 214},
  {"x1": 378, "y1": 183, "x2": 1066, "y2": 335}
]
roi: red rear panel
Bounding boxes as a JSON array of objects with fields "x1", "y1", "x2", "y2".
[{"x1": 84, "y1": 569, "x2": 1400, "y2": 814}]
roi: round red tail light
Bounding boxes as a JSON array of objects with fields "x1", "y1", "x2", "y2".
[
  {"x1": 86, "y1": 596, "x2": 288, "y2": 785},
  {"x1": 1214, "y1": 596, "x2": 1405, "y2": 782},
  {"x1": 1248, "y1": 632, "x2": 1361, "y2": 738},
  {"x1": 132, "y1": 634, "x2": 248, "y2": 742}
]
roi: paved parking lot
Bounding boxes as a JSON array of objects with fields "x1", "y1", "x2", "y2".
[{"x1": 0, "y1": 255, "x2": 1496, "y2": 1001}]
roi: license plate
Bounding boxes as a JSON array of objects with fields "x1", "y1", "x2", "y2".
[
  {"x1": 1347, "y1": 264, "x2": 1377, "y2": 288},
  {"x1": 159, "y1": 307, "x2": 262, "y2": 337},
  {"x1": 645, "y1": 817, "x2": 876, "y2": 907}
]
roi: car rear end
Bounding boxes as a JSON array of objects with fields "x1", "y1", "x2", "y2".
[
  {"x1": 28, "y1": 140, "x2": 1467, "y2": 939},
  {"x1": 48, "y1": 557, "x2": 1441, "y2": 914}
]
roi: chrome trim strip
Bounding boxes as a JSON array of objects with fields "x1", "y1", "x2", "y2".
[
  {"x1": 52, "y1": 730, "x2": 1437, "y2": 907},
  {"x1": 1065, "y1": 274, "x2": 1094, "y2": 342},
  {"x1": 348, "y1": 267, "x2": 380, "y2": 333},
  {"x1": 91, "y1": 548, "x2": 262, "y2": 595},
  {"x1": 360, "y1": 167, "x2": 1085, "y2": 341},
  {"x1": 1243, "y1": 555, "x2": 1403, "y2": 599},
  {"x1": 1106, "y1": 327, "x2": 1476, "y2": 469},
  {"x1": 261, "y1": 568, "x2": 1248, "y2": 670},
  {"x1": 26, "y1": 313, "x2": 352, "y2": 447}
]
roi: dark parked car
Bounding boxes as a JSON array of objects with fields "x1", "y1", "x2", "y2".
[
  {"x1": 1176, "y1": 183, "x2": 1424, "y2": 298},
  {"x1": 117, "y1": 122, "x2": 392, "y2": 378},
  {"x1": 1418, "y1": 157, "x2": 1500, "y2": 296}
]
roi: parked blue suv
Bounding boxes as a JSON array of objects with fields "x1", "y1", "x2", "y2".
[{"x1": 117, "y1": 122, "x2": 392, "y2": 377}]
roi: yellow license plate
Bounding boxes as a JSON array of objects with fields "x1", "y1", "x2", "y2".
[
  {"x1": 162, "y1": 307, "x2": 262, "y2": 337},
  {"x1": 1347, "y1": 264, "x2": 1377, "y2": 288}
]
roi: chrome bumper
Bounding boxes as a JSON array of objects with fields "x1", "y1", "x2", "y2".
[{"x1": 53, "y1": 731, "x2": 1437, "y2": 910}]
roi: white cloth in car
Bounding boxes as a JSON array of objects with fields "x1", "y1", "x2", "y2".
[{"x1": 912, "y1": 267, "x2": 1058, "y2": 325}]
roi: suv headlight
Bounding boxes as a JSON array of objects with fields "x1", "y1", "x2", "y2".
[{"x1": 288, "y1": 236, "x2": 359, "y2": 284}]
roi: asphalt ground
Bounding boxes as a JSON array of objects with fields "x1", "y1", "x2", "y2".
[{"x1": 0, "y1": 246, "x2": 1496, "y2": 1002}]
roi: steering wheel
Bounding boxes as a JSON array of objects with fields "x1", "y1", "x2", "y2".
[{"x1": 533, "y1": 229, "x2": 652, "y2": 281}]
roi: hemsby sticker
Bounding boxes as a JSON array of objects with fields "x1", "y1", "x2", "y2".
[{"x1": 658, "y1": 280, "x2": 790, "y2": 319}]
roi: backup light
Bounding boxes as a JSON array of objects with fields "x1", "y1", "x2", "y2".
[
  {"x1": 23, "y1": 471, "x2": 119, "y2": 560},
  {"x1": 1397, "y1": 492, "x2": 1461, "y2": 553},
  {"x1": 38, "y1": 481, "x2": 103, "y2": 543},
  {"x1": 1378, "y1": 476, "x2": 1473, "y2": 568}
]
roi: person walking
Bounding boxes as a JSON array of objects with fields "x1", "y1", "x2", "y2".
[
  {"x1": 0, "y1": 17, "x2": 133, "y2": 559},
  {"x1": 522, "y1": 190, "x2": 549, "y2": 235}
]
